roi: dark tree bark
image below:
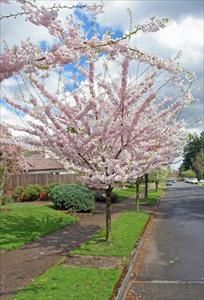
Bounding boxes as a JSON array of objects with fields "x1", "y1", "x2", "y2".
[
  {"x1": 144, "y1": 173, "x2": 149, "y2": 200},
  {"x1": 135, "y1": 178, "x2": 140, "y2": 212},
  {"x1": 105, "y1": 185, "x2": 113, "y2": 241},
  {"x1": 155, "y1": 180, "x2": 159, "y2": 192}
]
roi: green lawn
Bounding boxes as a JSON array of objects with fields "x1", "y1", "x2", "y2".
[
  {"x1": 0, "y1": 204, "x2": 77, "y2": 250},
  {"x1": 72, "y1": 211, "x2": 150, "y2": 257},
  {"x1": 13, "y1": 265, "x2": 121, "y2": 300},
  {"x1": 114, "y1": 187, "x2": 136, "y2": 200}
]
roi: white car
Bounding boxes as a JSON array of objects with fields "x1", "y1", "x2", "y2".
[{"x1": 191, "y1": 178, "x2": 198, "y2": 184}]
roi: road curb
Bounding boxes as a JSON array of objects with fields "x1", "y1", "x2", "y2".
[{"x1": 114, "y1": 214, "x2": 154, "y2": 300}]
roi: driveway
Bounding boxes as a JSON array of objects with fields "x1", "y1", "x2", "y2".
[{"x1": 125, "y1": 182, "x2": 204, "y2": 300}]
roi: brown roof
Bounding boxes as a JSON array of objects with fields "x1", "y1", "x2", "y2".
[{"x1": 27, "y1": 156, "x2": 64, "y2": 171}]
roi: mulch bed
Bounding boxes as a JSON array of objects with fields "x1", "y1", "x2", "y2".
[{"x1": 64, "y1": 255, "x2": 125, "y2": 269}]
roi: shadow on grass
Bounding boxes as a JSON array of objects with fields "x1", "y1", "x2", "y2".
[
  {"x1": 0, "y1": 210, "x2": 76, "y2": 251},
  {"x1": 1, "y1": 210, "x2": 100, "y2": 255}
]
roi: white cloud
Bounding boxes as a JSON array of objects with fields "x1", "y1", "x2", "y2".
[
  {"x1": 0, "y1": 0, "x2": 77, "y2": 48},
  {"x1": 121, "y1": 16, "x2": 203, "y2": 83},
  {"x1": 156, "y1": 17, "x2": 203, "y2": 50},
  {"x1": 1, "y1": 2, "x2": 54, "y2": 48},
  {"x1": 97, "y1": 1, "x2": 138, "y2": 31},
  {"x1": 153, "y1": 17, "x2": 203, "y2": 68},
  {"x1": 0, "y1": 105, "x2": 24, "y2": 128}
]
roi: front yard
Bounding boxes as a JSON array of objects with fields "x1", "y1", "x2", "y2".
[{"x1": 0, "y1": 204, "x2": 77, "y2": 251}]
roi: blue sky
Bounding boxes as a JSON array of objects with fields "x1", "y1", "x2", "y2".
[{"x1": 62, "y1": 8, "x2": 124, "y2": 91}]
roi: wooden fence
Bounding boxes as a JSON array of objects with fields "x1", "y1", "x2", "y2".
[{"x1": 6, "y1": 173, "x2": 81, "y2": 191}]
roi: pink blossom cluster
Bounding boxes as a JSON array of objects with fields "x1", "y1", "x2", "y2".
[
  {"x1": 0, "y1": 124, "x2": 28, "y2": 189},
  {"x1": 138, "y1": 16, "x2": 168, "y2": 33}
]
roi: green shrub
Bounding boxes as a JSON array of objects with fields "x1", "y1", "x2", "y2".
[
  {"x1": 12, "y1": 186, "x2": 25, "y2": 201},
  {"x1": 12, "y1": 185, "x2": 43, "y2": 202},
  {"x1": 95, "y1": 191, "x2": 119, "y2": 203},
  {"x1": 0, "y1": 195, "x2": 13, "y2": 205},
  {"x1": 21, "y1": 184, "x2": 42, "y2": 201},
  {"x1": 50, "y1": 184, "x2": 95, "y2": 212},
  {"x1": 47, "y1": 183, "x2": 59, "y2": 196}
]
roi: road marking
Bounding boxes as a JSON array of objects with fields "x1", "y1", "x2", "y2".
[{"x1": 132, "y1": 280, "x2": 204, "y2": 284}]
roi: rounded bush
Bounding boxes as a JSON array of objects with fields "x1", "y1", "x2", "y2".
[
  {"x1": 50, "y1": 184, "x2": 95, "y2": 212},
  {"x1": 46, "y1": 183, "x2": 59, "y2": 197}
]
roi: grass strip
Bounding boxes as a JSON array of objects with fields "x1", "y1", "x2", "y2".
[
  {"x1": 114, "y1": 187, "x2": 136, "y2": 200},
  {"x1": 140, "y1": 189, "x2": 164, "y2": 205},
  {"x1": 114, "y1": 186, "x2": 164, "y2": 205},
  {"x1": 13, "y1": 265, "x2": 121, "y2": 300},
  {"x1": 0, "y1": 204, "x2": 77, "y2": 250},
  {"x1": 72, "y1": 211, "x2": 150, "y2": 257}
]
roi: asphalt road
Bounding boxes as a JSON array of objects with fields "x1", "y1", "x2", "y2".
[{"x1": 126, "y1": 182, "x2": 204, "y2": 300}]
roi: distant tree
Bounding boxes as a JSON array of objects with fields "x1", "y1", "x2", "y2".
[
  {"x1": 193, "y1": 149, "x2": 204, "y2": 179},
  {"x1": 182, "y1": 169, "x2": 196, "y2": 179},
  {"x1": 180, "y1": 132, "x2": 204, "y2": 178},
  {"x1": 149, "y1": 168, "x2": 168, "y2": 191}
]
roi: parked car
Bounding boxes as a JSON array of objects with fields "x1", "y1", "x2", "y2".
[
  {"x1": 166, "y1": 180, "x2": 173, "y2": 186},
  {"x1": 191, "y1": 178, "x2": 198, "y2": 184},
  {"x1": 184, "y1": 178, "x2": 192, "y2": 183}
]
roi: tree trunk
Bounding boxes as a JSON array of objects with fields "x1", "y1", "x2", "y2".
[
  {"x1": 144, "y1": 173, "x2": 148, "y2": 200},
  {"x1": 105, "y1": 186, "x2": 113, "y2": 241},
  {"x1": 136, "y1": 178, "x2": 140, "y2": 212},
  {"x1": 155, "y1": 181, "x2": 159, "y2": 192},
  {"x1": 0, "y1": 175, "x2": 5, "y2": 205}
]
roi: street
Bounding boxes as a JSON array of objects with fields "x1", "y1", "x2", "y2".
[{"x1": 125, "y1": 182, "x2": 204, "y2": 300}]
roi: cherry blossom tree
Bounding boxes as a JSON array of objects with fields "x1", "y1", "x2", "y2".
[
  {"x1": 0, "y1": 1, "x2": 196, "y2": 239},
  {"x1": 1, "y1": 53, "x2": 194, "y2": 239}
]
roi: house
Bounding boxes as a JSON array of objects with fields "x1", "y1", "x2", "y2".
[{"x1": 26, "y1": 155, "x2": 65, "y2": 174}]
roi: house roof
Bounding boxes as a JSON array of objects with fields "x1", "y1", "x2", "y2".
[{"x1": 27, "y1": 156, "x2": 64, "y2": 171}]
